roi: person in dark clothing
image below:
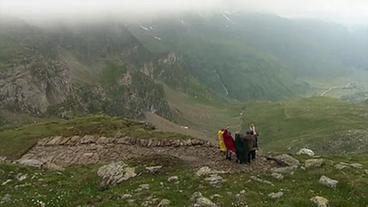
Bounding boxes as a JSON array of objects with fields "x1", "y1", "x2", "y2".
[
  {"x1": 249, "y1": 131, "x2": 257, "y2": 161},
  {"x1": 243, "y1": 131, "x2": 253, "y2": 164},
  {"x1": 235, "y1": 132, "x2": 246, "y2": 164}
]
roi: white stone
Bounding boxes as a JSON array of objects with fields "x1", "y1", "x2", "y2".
[
  {"x1": 268, "y1": 192, "x2": 284, "y2": 199},
  {"x1": 319, "y1": 176, "x2": 338, "y2": 188},
  {"x1": 297, "y1": 148, "x2": 315, "y2": 156},
  {"x1": 167, "y1": 176, "x2": 179, "y2": 183},
  {"x1": 310, "y1": 196, "x2": 329, "y2": 207},
  {"x1": 157, "y1": 199, "x2": 171, "y2": 207}
]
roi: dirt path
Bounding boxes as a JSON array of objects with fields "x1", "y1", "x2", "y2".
[{"x1": 19, "y1": 136, "x2": 277, "y2": 172}]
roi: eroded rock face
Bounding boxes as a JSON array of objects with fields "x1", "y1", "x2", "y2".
[
  {"x1": 97, "y1": 161, "x2": 136, "y2": 187},
  {"x1": 0, "y1": 59, "x2": 72, "y2": 114}
]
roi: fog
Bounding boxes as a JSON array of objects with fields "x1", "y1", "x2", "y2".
[{"x1": 1, "y1": 0, "x2": 368, "y2": 26}]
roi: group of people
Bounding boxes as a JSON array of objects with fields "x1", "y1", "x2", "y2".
[{"x1": 217, "y1": 124, "x2": 258, "y2": 164}]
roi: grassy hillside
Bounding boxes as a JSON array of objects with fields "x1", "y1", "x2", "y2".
[{"x1": 241, "y1": 97, "x2": 368, "y2": 154}]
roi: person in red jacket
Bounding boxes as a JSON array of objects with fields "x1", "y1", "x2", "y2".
[{"x1": 222, "y1": 128, "x2": 236, "y2": 160}]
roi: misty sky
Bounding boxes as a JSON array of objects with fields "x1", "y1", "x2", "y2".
[{"x1": 1, "y1": 0, "x2": 368, "y2": 26}]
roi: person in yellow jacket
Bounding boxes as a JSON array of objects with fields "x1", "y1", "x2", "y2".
[{"x1": 217, "y1": 129, "x2": 227, "y2": 153}]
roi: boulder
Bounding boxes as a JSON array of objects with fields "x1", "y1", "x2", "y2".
[
  {"x1": 268, "y1": 192, "x2": 284, "y2": 199},
  {"x1": 297, "y1": 148, "x2": 315, "y2": 157},
  {"x1": 191, "y1": 192, "x2": 217, "y2": 207},
  {"x1": 272, "y1": 154, "x2": 300, "y2": 167},
  {"x1": 319, "y1": 176, "x2": 338, "y2": 188},
  {"x1": 310, "y1": 196, "x2": 329, "y2": 207},
  {"x1": 305, "y1": 159, "x2": 325, "y2": 169},
  {"x1": 365, "y1": 169, "x2": 368, "y2": 175},
  {"x1": 97, "y1": 161, "x2": 136, "y2": 187},
  {"x1": 157, "y1": 199, "x2": 171, "y2": 207}
]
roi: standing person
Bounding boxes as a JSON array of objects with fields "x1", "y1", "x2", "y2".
[
  {"x1": 235, "y1": 132, "x2": 245, "y2": 164},
  {"x1": 249, "y1": 131, "x2": 257, "y2": 161},
  {"x1": 217, "y1": 129, "x2": 227, "y2": 154},
  {"x1": 223, "y1": 128, "x2": 236, "y2": 160},
  {"x1": 243, "y1": 131, "x2": 253, "y2": 164}
]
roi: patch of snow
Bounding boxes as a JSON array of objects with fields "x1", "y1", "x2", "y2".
[{"x1": 153, "y1": 36, "x2": 161, "y2": 41}]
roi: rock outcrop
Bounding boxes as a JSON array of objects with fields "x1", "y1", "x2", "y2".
[
  {"x1": 319, "y1": 176, "x2": 338, "y2": 188},
  {"x1": 97, "y1": 161, "x2": 137, "y2": 187}
]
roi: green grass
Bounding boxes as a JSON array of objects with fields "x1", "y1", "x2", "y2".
[
  {"x1": 0, "y1": 154, "x2": 367, "y2": 206},
  {"x1": 0, "y1": 115, "x2": 192, "y2": 160},
  {"x1": 240, "y1": 96, "x2": 368, "y2": 154}
]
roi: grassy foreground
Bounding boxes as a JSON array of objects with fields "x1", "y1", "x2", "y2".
[{"x1": 0, "y1": 155, "x2": 367, "y2": 207}]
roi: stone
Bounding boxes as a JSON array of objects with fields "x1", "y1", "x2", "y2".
[
  {"x1": 97, "y1": 161, "x2": 137, "y2": 187},
  {"x1": 273, "y1": 154, "x2": 300, "y2": 167},
  {"x1": 305, "y1": 159, "x2": 325, "y2": 168},
  {"x1": 297, "y1": 148, "x2": 315, "y2": 156},
  {"x1": 271, "y1": 173, "x2": 284, "y2": 180},
  {"x1": 16, "y1": 173, "x2": 27, "y2": 182},
  {"x1": 146, "y1": 166, "x2": 163, "y2": 174},
  {"x1": 268, "y1": 192, "x2": 284, "y2": 199},
  {"x1": 204, "y1": 174, "x2": 224, "y2": 186},
  {"x1": 196, "y1": 166, "x2": 225, "y2": 177},
  {"x1": 17, "y1": 158, "x2": 44, "y2": 168},
  {"x1": 157, "y1": 199, "x2": 171, "y2": 207},
  {"x1": 167, "y1": 176, "x2": 179, "y2": 183},
  {"x1": 365, "y1": 169, "x2": 368, "y2": 174},
  {"x1": 350, "y1": 163, "x2": 363, "y2": 169},
  {"x1": 319, "y1": 176, "x2": 338, "y2": 188},
  {"x1": 191, "y1": 192, "x2": 218, "y2": 207},
  {"x1": 250, "y1": 176, "x2": 274, "y2": 186},
  {"x1": 335, "y1": 163, "x2": 349, "y2": 170},
  {"x1": 139, "y1": 184, "x2": 150, "y2": 190},
  {"x1": 310, "y1": 196, "x2": 329, "y2": 207},
  {"x1": 271, "y1": 166, "x2": 297, "y2": 175},
  {"x1": 121, "y1": 194, "x2": 132, "y2": 200},
  {"x1": 1, "y1": 179, "x2": 12, "y2": 186}
]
